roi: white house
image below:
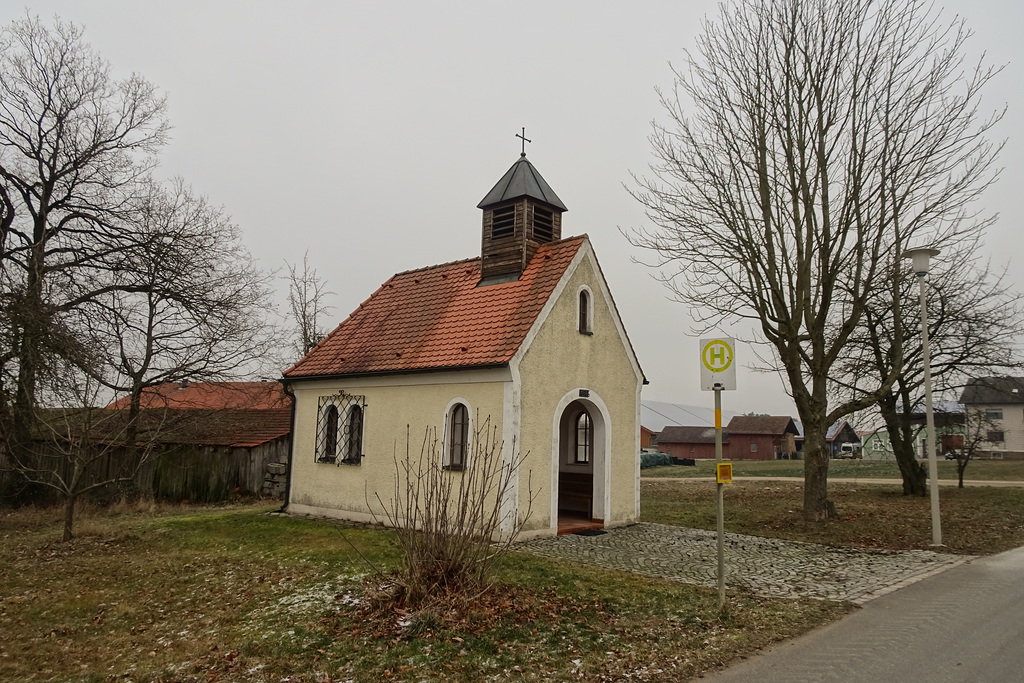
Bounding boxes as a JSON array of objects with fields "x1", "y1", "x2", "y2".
[{"x1": 961, "y1": 377, "x2": 1024, "y2": 460}]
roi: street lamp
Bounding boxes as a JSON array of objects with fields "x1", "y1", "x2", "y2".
[{"x1": 903, "y1": 246, "x2": 942, "y2": 546}]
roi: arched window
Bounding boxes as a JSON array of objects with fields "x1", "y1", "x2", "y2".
[
  {"x1": 315, "y1": 392, "x2": 366, "y2": 465},
  {"x1": 575, "y1": 410, "x2": 593, "y2": 464},
  {"x1": 343, "y1": 404, "x2": 363, "y2": 464},
  {"x1": 447, "y1": 403, "x2": 469, "y2": 470},
  {"x1": 578, "y1": 288, "x2": 593, "y2": 334},
  {"x1": 322, "y1": 405, "x2": 339, "y2": 461}
]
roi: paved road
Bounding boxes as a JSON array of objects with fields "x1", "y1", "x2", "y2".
[
  {"x1": 705, "y1": 544, "x2": 1024, "y2": 682},
  {"x1": 649, "y1": 476, "x2": 1024, "y2": 488},
  {"x1": 521, "y1": 524, "x2": 967, "y2": 603}
]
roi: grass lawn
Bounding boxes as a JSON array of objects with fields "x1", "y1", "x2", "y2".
[
  {"x1": 642, "y1": 480, "x2": 1024, "y2": 555},
  {"x1": 1, "y1": 501, "x2": 850, "y2": 682},
  {"x1": 642, "y1": 458, "x2": 1024, "y2": 481}
]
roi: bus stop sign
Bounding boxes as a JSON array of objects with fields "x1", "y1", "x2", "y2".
[{"x1": 700, "y1": 337, "x2": 736, "y2": 391}]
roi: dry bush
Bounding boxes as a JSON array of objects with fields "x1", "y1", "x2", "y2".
[{"x1": 374, "y1": 415, "x2": 533, "y2": 609}]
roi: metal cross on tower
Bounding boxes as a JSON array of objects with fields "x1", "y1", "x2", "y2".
[{"x1": 516, "y1": 127, "x2": 531, "y2": 156}]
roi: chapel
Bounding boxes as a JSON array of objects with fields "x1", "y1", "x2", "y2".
[{"x1": 282, "y1": 150, "x2": 644, "y2": 537}]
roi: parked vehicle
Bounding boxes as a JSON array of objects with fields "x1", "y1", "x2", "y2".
[{"x1": 835, "y1": 442, "x2": 857, "y2": 459}]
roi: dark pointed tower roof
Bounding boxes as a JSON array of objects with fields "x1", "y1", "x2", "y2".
[{"x1": 477, "y1": 154, "x2": 568, "y2": 211}]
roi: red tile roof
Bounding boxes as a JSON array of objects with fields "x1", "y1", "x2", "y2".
[
  {"x1": 107, "y1": 382, "x2": 291, "y2": 411},
  {"x1": 657, "y1": 425, "x2": 728, "y2": 444},
  {"x1": 41, "y1": 407, "x2": 292, "y2": 448},
  {"x1": 725, "y1": 416, "x2": 799, "y2": 436},
  {"x1": 159, "y1": 408, "x2": 292, "y2": 448},
  {"x1": 285, "y1": 236, "x2": 587, "y2": 378}
]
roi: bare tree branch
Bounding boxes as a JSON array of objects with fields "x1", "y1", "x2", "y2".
[
  {"x1": 284, "y1": 251, "x2": 334, "y2": 359},
  {"x1": 627, "y1": 0, "x2": 1003, "y2": 519}
]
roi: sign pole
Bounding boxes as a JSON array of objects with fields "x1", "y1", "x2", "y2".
[
  {"x1": 714, "y1": 383, "x2": 725, "y2": 609},
  {"x1": 700, "y1": 337, "x2": 735, "y2": 612}
]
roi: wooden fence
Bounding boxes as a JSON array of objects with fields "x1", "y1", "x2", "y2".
[{"x1": 1, "y1": 437, "x2": 290, "y2": 505}]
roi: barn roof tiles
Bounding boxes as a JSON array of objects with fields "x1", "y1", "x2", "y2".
[{"x1": 726, "y1": 415, "x2": 799, "y2": 436}]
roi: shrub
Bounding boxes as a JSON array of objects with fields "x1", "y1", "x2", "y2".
[{"x1": 374, "y1": 415, "x2": 533, "y2": 609}]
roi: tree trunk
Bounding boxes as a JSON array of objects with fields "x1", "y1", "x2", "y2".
[
  {"x1": 63, "y1": 493, "x2": 76, "y2": 542},
  {"x1": 13, "y1": 222, "x2": 48, "y2": 453},
  {"x1": 801, "y1": 422, "x2": 837, "y2": 521},
  {"x1": 893, "y1": 442, "x2": 928, "y2": 496},
  {"x1": 879, "y1": 399, "x2": 927, "y2": 496}
]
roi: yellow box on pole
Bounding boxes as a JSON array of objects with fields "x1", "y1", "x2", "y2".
[{"x1": 716, "y1": 462, "x2": 733, "y2": 484}]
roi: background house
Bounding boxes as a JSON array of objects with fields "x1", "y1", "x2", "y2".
[
  {"x1": 110, "y1": 381, "x2": 292, "y2": 500},
  {"x1": 794, "y1": 419, "x2": 861, "y2": 458},
  {"x1": 859, "y1": 401, "x2": 965, "y2": 460},
  {"x1": 1, "y1": 382, "x2": 292, "y2": 504},
  {"x1": 961, "y1": 377, "x2": 1024, "y2": 459},
  {"x1": 725, "y1": 415, "x2": 799, "y2": 460},
  {"x1": 640, "y1": 400, "x2": 738, "y2": 449},
  {"x1": 651, "y1": 415, "x2": 797, "y2": 461},
  {"x1": 655, "y1": 425, "x2": 725, "y2": 461},
  {"x1": 860, "y1": 427, "x2": 894, "y2": 460}
]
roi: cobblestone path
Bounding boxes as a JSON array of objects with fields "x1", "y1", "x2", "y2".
[{"x1": 520, "y1": 523, "x2": 969, "y2": 604}]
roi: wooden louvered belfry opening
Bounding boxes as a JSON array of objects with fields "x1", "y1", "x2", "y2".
[{"x1": 480, "y1": 197, "x2": 562, "y2": 281}]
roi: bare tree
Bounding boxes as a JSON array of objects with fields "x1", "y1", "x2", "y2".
[
  {"x1": 0, "y1": 16, "x2": 284, "y2": 527},
  {"x1": 285, "y1": 251, "x2": 334, "y2": 359},
  {"x1": 2, "y1": 374, "x2": 165, "y2": 541},
  {"x1": 628, "y1": 0, "x2": 1002, "y2": 519},
  {"x1": 85, "y1": 178, "x2": 282, "y2": 456},
  {"x1": 837, "y1": 249, "x2": 1023, "y2": 495},
  {"x1": 0, "y1": 14, "x2": 169, "y2": 450},
  {"x1": 952, "y1": 408, "x2": 999, "y2": 488}
]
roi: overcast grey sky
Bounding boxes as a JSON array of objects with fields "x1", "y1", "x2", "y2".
[{"x1": 14, "y1": 1, "x2": 1024, "y2": 415}]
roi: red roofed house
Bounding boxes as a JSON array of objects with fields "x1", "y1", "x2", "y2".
[
  {"x1": 725, "y1": 415, "x2": 799, "y2": 460},
  {"x1": 282, "y1": 153, "x2": 645, "y2": 538},
  {"x1": 655, "y1": 425, "x2": 725, "y2": 461},
  {"x1": 107, "y1": 381, "x2": 292, "y2": 499}
]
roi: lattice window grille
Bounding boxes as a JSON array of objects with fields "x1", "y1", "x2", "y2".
[{"x1": 315, "y1": 392, "x2": 366, "y2": 465}]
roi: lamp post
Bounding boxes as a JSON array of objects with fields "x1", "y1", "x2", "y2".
[{"x1": 903, "y1": 247, "x2": 942, "y2": 546}]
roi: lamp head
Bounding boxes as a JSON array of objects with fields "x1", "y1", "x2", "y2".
[{"x1": 903, "y1": 247, "x2": 940, "y2": 276}]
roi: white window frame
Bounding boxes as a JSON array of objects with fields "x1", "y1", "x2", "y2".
[
  {"x1": 576, "y1": 285, "x2": 594, "y2": 335},
  {"x1": 442, "y1": 398, "x2": 473, "y2": 470},
  {"x1": 574, "y1": 410, "x2": 593, "y2": 464},
  {"x1": 339, "y1": 402, "x2": 365, "y2": 464}
]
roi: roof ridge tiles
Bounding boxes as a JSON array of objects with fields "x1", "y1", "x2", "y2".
[{"x1": 391, "y1": 255, "x2": 481, "y2": 278}]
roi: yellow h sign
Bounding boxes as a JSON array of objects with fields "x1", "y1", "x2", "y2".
[{"x1": 700, "y1": 337, "x2": 736, "y2": 390}]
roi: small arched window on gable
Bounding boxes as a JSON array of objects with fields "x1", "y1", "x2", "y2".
[
  {"x1": 575, "y1": 410, "x2": 593, "y2": 464},
  {"x1": 578, "y1": 288, "x2": 593, "y2": 335},
  {"x1": 446, "y1": 403, "x2": 469, "y2": 470}
]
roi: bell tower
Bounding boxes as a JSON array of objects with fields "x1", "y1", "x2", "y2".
[{"x1": 477, "y1": 146, "x2": 567, "y2": 284}]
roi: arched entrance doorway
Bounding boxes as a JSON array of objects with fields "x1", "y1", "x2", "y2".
[{"x1": 554, "y1": 396, "x2": 608, "y2": 533}]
